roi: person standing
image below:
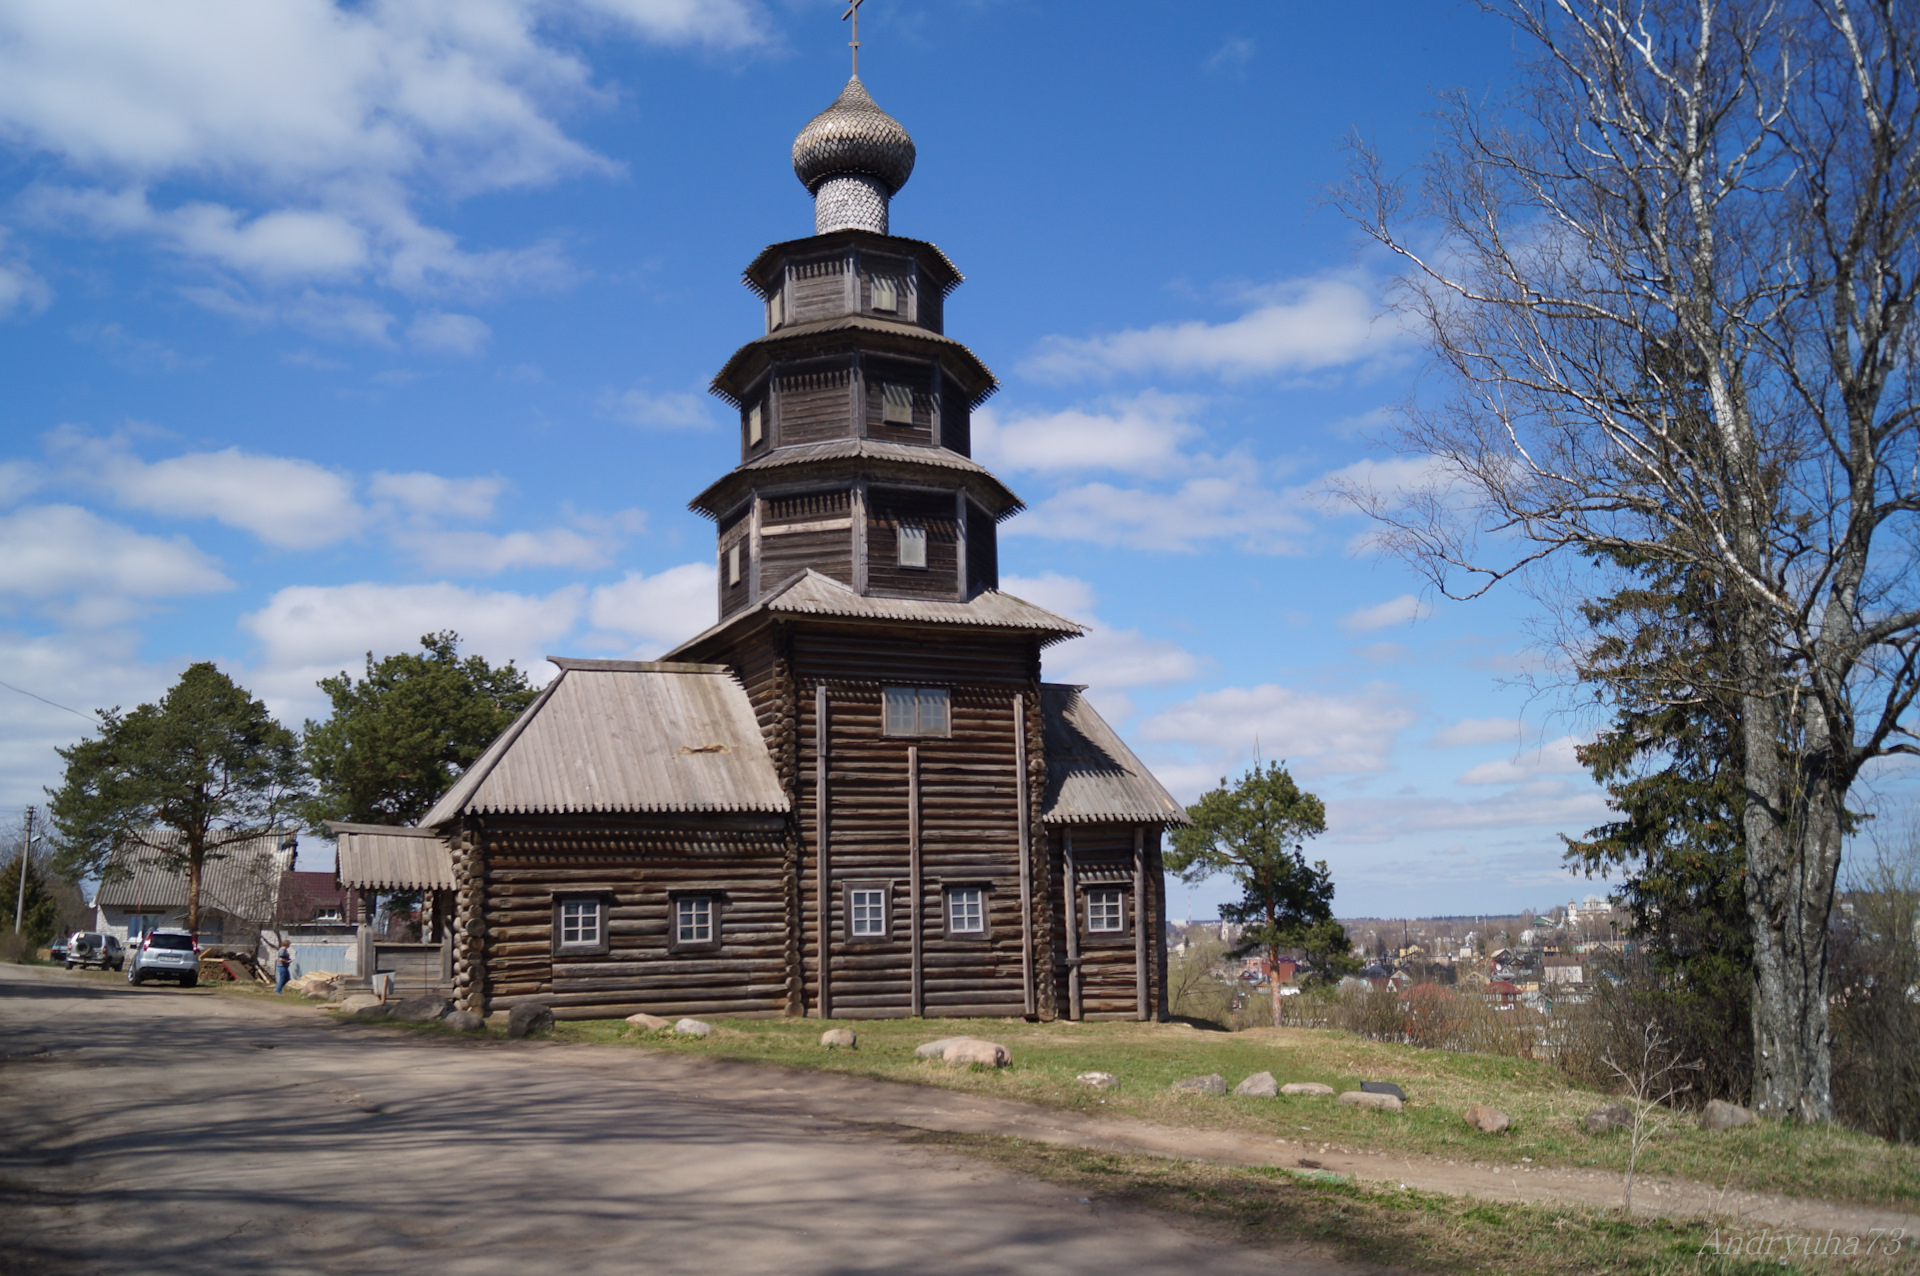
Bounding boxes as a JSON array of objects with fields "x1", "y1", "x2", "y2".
[{"x1": 274, "y1": 939, "x2": 292, "y2": 994}]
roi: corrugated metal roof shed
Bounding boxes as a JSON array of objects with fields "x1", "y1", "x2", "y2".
[
  {"x1": 326, "y1": 823, "x2": 455, "y2": 891},
  {"x1": 668, "y1": 570, "x2": 1085, "y2": 661},
  {"x1": 93, "y1": 829, "x2": 295, "y2": 919},
  {"x1": 1040, "y1": 684, "x2": 1189, "y2": 827},
  {"x1": 419, "y1": 659, "x2": 791, "y2": 826}
]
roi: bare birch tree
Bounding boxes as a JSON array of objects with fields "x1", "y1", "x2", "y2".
[{"x1": 1335, "y1": 0, "x2": 1920, "y2": 1121}]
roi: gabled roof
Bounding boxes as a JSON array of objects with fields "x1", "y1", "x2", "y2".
[
  {"x1": 710, "y1": 314, "x2": 997, "y2": 408},
  {"x1": 690, "y1": 439, "x2": 1023, "y2": 521},
  {"x1": 93, "y1": 829, "x2": 295, "y2": 919},
  {"x1": 666, "y1": 570, "x2": 1086, "y2": 661},
  {"x1": 276, "y1": 869, "x2": 359, "y2": 922},
  {"x1": 418, "y1": 659, "x2": 790, "y2": 827},
  {"x1": 1040, "y1": 684, "x2": 1188, "y2": 827},
  {"x1": 326, "y1": 823, "x2": 456, "y2": 891}
]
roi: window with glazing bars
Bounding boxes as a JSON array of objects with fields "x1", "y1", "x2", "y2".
[
  {"x1": 1086, "y1": 889, "x2": 1125, "y2": 933},
  {"x1": 947, "y1": 887, "x2": 984, "y2": 935},
  {"x1": 883, "y1": 687, "x2": 950, "y2": 737},
  {"x1": 676, "y1": 896, "x2": 713, "y2": 945},
  {"x1": 849, "y1": 888, "x2": 887, "y2": 938},
  {"x1": 881, "y1": 382, "x2": 913, "y2": 424},
  {"x1": 559, "y1": 899, "x2": 601, "y2": 947}
]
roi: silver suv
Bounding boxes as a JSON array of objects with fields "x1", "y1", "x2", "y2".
[
  {"x1": 127, "y1": 929, "x2": 200, "y2": 987},
  {"x1": 65, "y1": 931, "x2": 125, "y2": 971}
]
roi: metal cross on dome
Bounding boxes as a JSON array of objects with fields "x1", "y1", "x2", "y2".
[{"x1": 842, "y1": 0, "x2": 867, "y2": 76}]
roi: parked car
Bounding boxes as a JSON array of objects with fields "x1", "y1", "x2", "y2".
[
  {"x1": 48, "y1": 938, "x2": 67, "y2": 964},
  {"x1": 127, "y1": 928, "x2": 199, "y2": 987},
  {"x1": 65, "y1": 931, "x2": 125, "y2": 971}
]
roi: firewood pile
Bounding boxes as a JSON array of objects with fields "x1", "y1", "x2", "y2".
[{"x1": 197, "y1": 946, "x2": 258, "y2": 982}]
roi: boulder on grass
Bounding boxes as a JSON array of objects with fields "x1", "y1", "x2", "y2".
[
  {"x1": 1463, "y1": 1104, "x2": 1511, "y2": 1133},
  {"x1": 820, "y1": 1027, "x2": 857, "y2": 1049},
  {"x1": 1585, "y1": 1103, "x2": 1631, "y2": 1134},
  {"x1": 390, "y1": 995, "x2": 452, "y2": 1023},
  {"x1": 1169, "y1": 1074, "x2": 1228, "y2": 1096},
  {"x1": 673, "y1": 1018, "x2": 714, "y2": 1037},
  {"x1": 1337, "y1": 1090, "x2": 1403, "y2": 1113},
  {"x1": 507, "y1": 1000, "x2": 554, "y2": 1039},
  {"x1": 338, "y1": 993, "x2": 382, "y2": 1014},
  {"x1": 443, "y1": 1010, "x2": 485, "y2": 1033},
  {"x1": 943, "y1": 1039, "x2": 1011, "y2": 1068},
  {"x1": 1361, "y1": 1080, "x2": 1407, "y2": 1102},
  {"x1": 1700, "y1": 1099, "x2": 1755, "y2": 1130},
  {"x1": 1233, "y1": 1071, "x2": 1280, "y2": 1098},
  {"x1": 915, "y1": 1036, "x2": 973, "y2": 1060},
  {"x1": 349, "y1": 1003, "x2": 390, "y2": 1023},
  {"x1": 624, "y1": 1013, "x2": 672, "y2": 1032},
  {"x1": 1282, "y1": 1082, "x2": 1336, "y2": 1096},
  {"x1": 1077, "y1": 1071, "x2": 1118, "y2": 1090}
]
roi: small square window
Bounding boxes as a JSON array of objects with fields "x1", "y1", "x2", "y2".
[
  {"x1": 1086, "y1": 889, "x2": 1125, "y2": 934},
  {"x1": 727, "y1": 543, "x2": 742, "y2": 586},
  {"x1": 897, "y1": 524, "x2": 927, "y2": 569},
  {"x1": 883, "y1": 687, "x2": 950, "y2": 737},
  {"x1": 947, "y1": 887, "x2": 985, "y2": 935},
  {"x1": 882, "y1": 382, "x2": 913, "y2": 425},
  {"x1": 676, "y1": 896, "x2": 713, "y2": 946},
  {"x1": 559, "y1": 899, "x2": 602, "y2": 948},
  {"x1": 748, "y1": 402, "x2": 763, "y2": 446},
  {"x1": 871, "y1": 275, "x2": 898, "y2": 313},
  {"x1": 850, "y1": 887, "x2": 888, "y2": 938}
]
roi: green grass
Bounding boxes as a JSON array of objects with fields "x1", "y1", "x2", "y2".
[
  {"x1": 537, "y1": 1014, "x2": 1920, "y2": 1209},
  {"x1": 905, "y1": 1131, "x2": 1884, "y2": 1276}
]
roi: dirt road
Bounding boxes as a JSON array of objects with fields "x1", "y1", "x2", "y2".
[{"x1": 0, "y1": 964, "x2": 1367, "y2": 1276}]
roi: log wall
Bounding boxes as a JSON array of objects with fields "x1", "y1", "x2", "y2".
[
  {"x1": 472, "y1": 820, "x2": 791, "y2": 1021},
  {"x1": 787, "y1": 255, "x2": 846, "y2": 324},
  {"x1": 866, "y1": 487, "x2": 959, "y2": 599},
  {"x1": 1046, "y1": 823, "x2": 1166, "y2": 1021},
  {"x1": 776, "y1": 365, "x2": 853, "y2": 446}
]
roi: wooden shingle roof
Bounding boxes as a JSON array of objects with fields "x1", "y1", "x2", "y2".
[
  {"x1": 326, "y1": 824, "x2": 455, "y2": 891},
  {"x1": 1040, "y1": 685, "x2": 1188, "y2": 827},
  {"x1": 93, "y1": 829, "x2": 295, "y2": 919},
  {"x1": 418, "y1": 659, "x2": 791, "y2": 826}
]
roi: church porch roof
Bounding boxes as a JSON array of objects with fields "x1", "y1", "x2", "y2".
[{"x1": 1041, "y1": 684, "x2": 1189, "y2": 827}]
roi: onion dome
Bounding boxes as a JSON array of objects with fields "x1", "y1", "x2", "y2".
[{"x1": 792, "y1": 76, "x2": 916, "y2": 196}]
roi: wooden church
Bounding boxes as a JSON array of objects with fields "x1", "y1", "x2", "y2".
[{"x1": 334, "y1": 67, "x2": 1185, "y2": 1024}]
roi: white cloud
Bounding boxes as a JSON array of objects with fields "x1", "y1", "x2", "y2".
[
  {"x1": 1140, "y1": 681, "x2": 1418, "y2": 775},
  {"x1": 408, "y1": 311, "x2": 491, "y2": 355},
  {"x1": 0, "y1": 461, "x2": 41, "y2": 507},
  {"x1": 0, "y1": 0, "x2": 760, "y2": 306},
  {"x1": 1021, "y1": 276, "x2": 1402, "y2": 382},
  {"x1": 397, "y1": 526, "x2": 615, "y2": 575},
  {"x1": 1324, "y1": 781, "x2": 1608, "y2": 845},
  {"x1": 69, "y1": 439, "x2": 364, "y2": 550},
  {"x1": 0, "y1": 504, "x2": 232, "y2": 623},
  {"x1": 1002, "y1": 573, "x2": 1201, "y2": 692},
  {"x1": 1010, "y1": 473, "x2": 1311, "y2": 554},
  {"x1": 587, "y1": 563, "x2": 718, "y2": 653},
  {"x1": 1204, "y1": 37, "x2": 1256, "y2": 75},
  {"x1": 368, "y1": 471, "x2": 506, "y2": 521},
  {"x1": 973, "y1": 392, "x2": 1202, "y2": 475},
  {"x1": 1457, "y1": 735, "x2": 1586, "y2": 786},
  {"x1": 1340, "y1": 593, "x2": 1430, "y2": 633},
  {"x1": 0, "y1": 628, "x2": 185, "y2": 808},
  {"x1": 1431, "y1": 717, "x2": 1522, "y2": 748},
  {"x1": 0, "y1": 229, "x2": 52, "y2": 316},
  {"x1": 241, "y1": 579, "x2": 584, "y2": 712},
  {"x1": 604, "y1": 387, "x2": 717, "y2": 430}
]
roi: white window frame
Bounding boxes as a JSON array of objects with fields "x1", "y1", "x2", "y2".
[
  {"x1": 896, "y1": 524, "x2": 927, "y2": 569},
  {"x1": 849, "y1": 887, "x2": 888, "y2": 939},
  {"x1": 881, "y1": 382, "x2": 913, "y2": 425},
  {"x1": 559, "y1": 898, "x2": 602, "y2": 948},
  {"x1": 946, "y1": 886, "x2": 985, "y2": 936},
  {"x1": 883, "y1": 687, "x2": 950, "y2": 738},
  {"x1": 675, "y1": 896, "x2": 714, "y2": 947},
  {"x1": 1085, "y1": 889, "x2": 1126, "y2": 935},
  {"x1": 871, "y1": 275, "x2": 898, "y2": 313}
]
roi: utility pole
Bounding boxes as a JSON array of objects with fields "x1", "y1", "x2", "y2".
[{"x1": 13, "y1": 805, "x2": 33, "y2": 934}]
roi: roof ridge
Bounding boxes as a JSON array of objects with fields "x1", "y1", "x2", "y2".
[
  {"x1": 545, "y1": 657, "x2": 733, "y2": 675},
  {"x1": 416, "y1": 672, "x2": 566, "y2": 828}
]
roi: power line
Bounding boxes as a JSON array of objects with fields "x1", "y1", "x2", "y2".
[{"x1": 0, "y1": 679, "x2": 99, "y2": 724}]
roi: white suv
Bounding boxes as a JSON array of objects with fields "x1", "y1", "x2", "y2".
[{"x1": 127, "y1": 929, "x2": 200, "y2": 987}]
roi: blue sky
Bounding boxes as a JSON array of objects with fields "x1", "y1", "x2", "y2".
[{"x1": 0, "y1": 0, "x2": 1646, "y2": 917}]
